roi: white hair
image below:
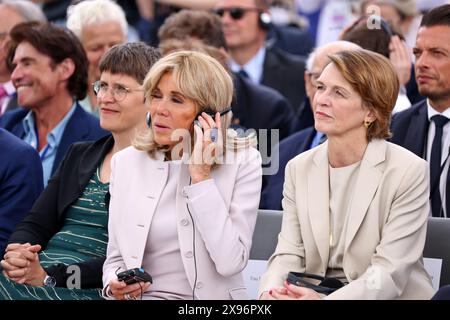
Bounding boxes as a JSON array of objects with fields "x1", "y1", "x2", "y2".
[
  {"x1": 66, "y1": 0, "x2": 128, "y2": 38},
  {"x1": 1, "y1": 0, "x2": 46, "y2": 22}
]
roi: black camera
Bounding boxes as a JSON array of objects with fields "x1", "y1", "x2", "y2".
[{"x1": 117, "y1": 268, "x2": 153, "y2": 285}]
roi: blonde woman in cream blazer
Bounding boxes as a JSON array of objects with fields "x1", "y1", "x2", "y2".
[
  {"x1": 259, "y1": 49, "x2": 434, "y2": 300},
  {"x1": 103, "y1": 51, "x2": 262, "y2": 300}
]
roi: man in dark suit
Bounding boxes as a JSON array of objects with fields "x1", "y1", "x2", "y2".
[
  {"x1": 266, "y1": 24, "x2": 314, "y2": 58},
  {"x1": 214, "y1": 0, "x2": 307, "y2": 114},
  {"x1": 0, "y1": 128, "x2": 43, "y2": 256},
  {"x1": 0, "y1": 22, "x2": 107, "y2": 186},
  {"x1": 260, "y1": 40, "x2": 361, "y2": 210},
  {"x1": 391, "y1": 4, "x2": 450, "y2": 218}
]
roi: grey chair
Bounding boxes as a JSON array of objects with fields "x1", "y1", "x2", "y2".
[
  {"x1": 249, "y1": 209, "x2": 283, "y2": 260},
  {"x1": 424, "y1": 217, "x2": 450, "y2": 287}
]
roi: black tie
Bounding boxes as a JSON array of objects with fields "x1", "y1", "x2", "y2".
[
  {"x1": 430, "y1": 115, "x2": 449, "y2": 217},
  {"x1": 238, "y1": 69, "x2": 249, "y2": 79}
]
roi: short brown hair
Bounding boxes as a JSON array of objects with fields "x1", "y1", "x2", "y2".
[
  {"x1": 99, "y1": 42, "x2": 160, "y2": 84},
  {"x1": 7, "y1": 21, "x2": 88, "y2": 100},
  {"x1": 158, "y1": 10, "x2": 227, "y2": 50},
  {"x1": 328, "y1": 49, "x2": 399, "y2": 141}
]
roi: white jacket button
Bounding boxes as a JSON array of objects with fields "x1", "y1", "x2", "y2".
[
  {"x1": 195, "y1": 282, "x2": 203, "y2": 289},
  {"x1": 349, "y1": 271, "x2": 358, "y2": 280},
  {"x1": 185, "y1": 251, "x2": 193, "y2": 258},
  {"x1": 181, "y1": 218, "x2": 189, "y2": 226}
]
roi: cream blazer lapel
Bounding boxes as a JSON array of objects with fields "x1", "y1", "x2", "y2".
[
  {"x1": 130, "y1": 151, "x2": 168, "y2": 268},
  {"x1": 344, "y1": 139, "x2": 386, "y2": 251},
  {"x1": 307, "y1": 143, "x2": 330, "y2": 269}
]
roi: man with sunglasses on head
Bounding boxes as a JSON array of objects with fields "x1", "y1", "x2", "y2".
[
  {"x1": 214, "y1": 0, "x2": 307, "y2": 114},
  {"x1": 0, "y1": 22, "x2": 108, "y2": 186}
]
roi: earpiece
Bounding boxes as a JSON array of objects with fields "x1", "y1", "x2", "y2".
[
  {"x1": 258, "y1": 12, "x2": 272, "y2": 30},
  {"x1": 146, "y1": 111, "x2": 151, "y2": 128}
]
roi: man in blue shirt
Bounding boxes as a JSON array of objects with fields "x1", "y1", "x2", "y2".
[{"x1": 0, "y1": 22, "x2": 108, "y2": 186}]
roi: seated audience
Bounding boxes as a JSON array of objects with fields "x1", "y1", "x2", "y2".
[
  {"x1": 259, "y1": 49, "x2": 434, "y2": 300},
  {"x1": 102, "y1": 50, "x2": 262, "y2": 300},
  {"x1": 0, "y1": 42, "x2": 160, "y2": 300},
  {"x1": 0, "y1": 128, "x2": 43, "y2": 257}
]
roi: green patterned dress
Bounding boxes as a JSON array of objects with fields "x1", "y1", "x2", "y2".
[{"x1": 0, "y1": 168, "x2": 109, "y2": 300}]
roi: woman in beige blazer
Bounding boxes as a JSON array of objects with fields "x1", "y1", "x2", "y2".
[
  {"x1": 259, "y1": 49, "x2": 434, "y2": 300},
  {"x1": 102, "y1": 50, "x2": 262, "y2": 300}
]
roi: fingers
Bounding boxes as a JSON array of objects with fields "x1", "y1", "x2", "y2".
[
  {"x1": 5, "y1": 243, "x2": 31, "y2": 252},
  {"x1": 27, "y1": 244, "x2": 42, "y2": 253},
  {"x1": 4, "y1": 267, "x2": 29, "y2": 279},
  {"x1": 4, "y1": 248, "x2": 37, "y2": 262},
  {"x1": 110, "y1": 279, "x2": 150, "y2": 300},
  {"x1": 269, "y1": 287, "x2": 295, "y2": 300},
  {"x1": 1, "y1": 255, "x2": 29, "y2": 268}
]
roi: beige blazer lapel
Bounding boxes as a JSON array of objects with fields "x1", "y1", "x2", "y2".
[
  {"x1": 344, "y1": 139, "x2": 386, "y2": 250},
  {"x1": 307, "y1": 143, "x2": 330, "y2": 269}
]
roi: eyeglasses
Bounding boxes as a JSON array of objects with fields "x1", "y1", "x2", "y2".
[
  {"x1": 213, "y1": 7, "x2": 260, "y2": 20},
  {"x1": 92, "y1": 80, "x2": 143, "y2": 102}
]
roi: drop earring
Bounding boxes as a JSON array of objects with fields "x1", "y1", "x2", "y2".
[{"x1": 364, "y1": 120, "x2": 372, "y2": 129}]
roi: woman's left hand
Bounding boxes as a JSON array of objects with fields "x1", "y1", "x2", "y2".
[
  {"x1": 268, "y1": 281, "x2": 322, "y2": 300},
  {"x1": 189, "y1": 112, "x2": 222, "y2": 184},
  {"x1": 2, "y1": 244, "x2": 47, "y2": 286}
]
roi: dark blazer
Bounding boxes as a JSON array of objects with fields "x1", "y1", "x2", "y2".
[
  {"x1": 266, "y1": 25, "x2": 314, "y2": 58},
  {"x1": 259, "y1": 126, "x2": 316, "y2": 210},
  {"x1": 0, "y1": 128, "x2": 43, "y2": 256},
  {"x1": 8, "y1": 135, "x2": 114, "y2": 288},
  {"x1": 261, "y1": 45, "x2": 306, "y2": 114},
  {"x1": 390, "y1": 100, "x2": 429, "y2": 158},
  {"x1": 232, "y1": 73, "x2": 298, "y2": 142},
  {"x1": 0, "y1": 103, "x2": 109, "y2": 176}
]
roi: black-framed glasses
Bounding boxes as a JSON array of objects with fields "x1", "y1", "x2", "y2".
[
  {"x1": 92, "y1": 80, "x2": 143, "y2": 102},
  {"x1": 213, "y1": 7, "x2": 260, "y2": 20}
]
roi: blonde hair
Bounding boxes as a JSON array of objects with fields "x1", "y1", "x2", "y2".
[{"x1": 134, "y1": 50, "x2": 256, "y2": 156}]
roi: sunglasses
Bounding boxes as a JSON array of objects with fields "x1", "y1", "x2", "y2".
[{"x1": 213, "y1": 7, "x2": 260, "y2": 20}]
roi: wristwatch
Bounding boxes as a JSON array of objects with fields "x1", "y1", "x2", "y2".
[{"x1": 43, "y1": 275, "x2": 56, "y2": 287}]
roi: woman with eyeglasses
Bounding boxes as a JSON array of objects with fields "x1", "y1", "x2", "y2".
[
  {"x1": 102, "y1": 50, "x2": 262, "y2": 300},
  {"x1": 0, "y1": 42, "x2": 160, "y2": 300},
  {"x1": 259, "y1": 49, "x2": 434, "y2": 300}
]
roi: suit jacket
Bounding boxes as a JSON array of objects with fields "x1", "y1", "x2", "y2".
[
  {"x1": 0, "y1": 103, "x2": 109, "y2": 176},
  {"x1": 8, "y1": 135, "x2": 114, "y2": 288},
  {"x1": 390, "y1": 99, "x2": 429, "y2": 158},
  {"x1": 266, "y1": 25, "x2": 314, "y2": 58},
  {"x1": 260, "y1": 127, "x2": 316, "y2": 210},
  {"x1": 103, "y1": 146, "x2": 262, "y2": 300},
  {"x1": 261, "y1": 45, "x2": 306, "y2": 114},
  {"x1": 0, "y1": 128, "x2": 43, "y2": 256},
  {"x1": 259, "y1": 139, "x2": 435, "y2": 299},
  {"x1": 232, "y1": 73, "x2": 298, "y2": 142}
]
